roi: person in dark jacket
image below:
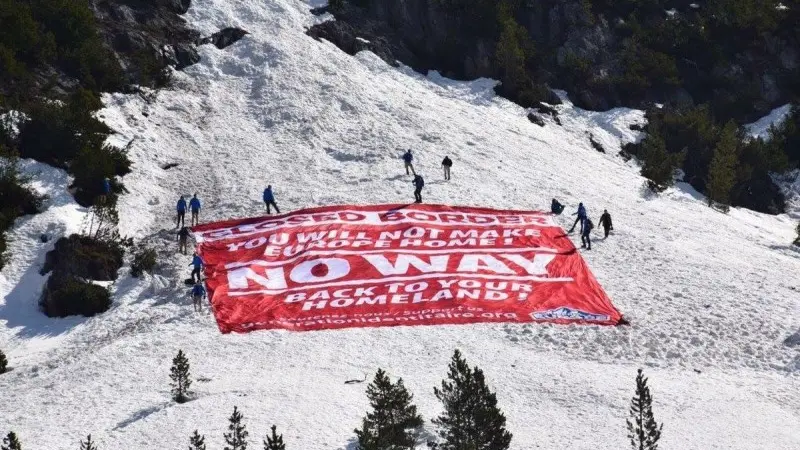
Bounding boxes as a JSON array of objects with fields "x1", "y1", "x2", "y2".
[
  {"x1": 581, "y1": 218, "x2": 594, "y2": 250},
  {"x1": 176, "y1": 196, "x2": 187, "y2": 228},
  {"x1": 189, "y1": 252, "x2": 204, "y2": 283},
  {"x1": 442, "y1": 156, "x2": 453, "y2": 180},
  {"x1": 412, "y1": 174, "x2": 424, "y2": 203},
  {"x1": 568, "y1": 202, "x2": 587, "y2": 233},
  {"x1": 551, "y1": 198, "x2": 565, "y2": 215},
  {"x1": 598, "y1": 209, "x2": 613, "y2": 238},
  {"x1": 191, "y1": 281, "x2": 206, "y2": 312},
  {"x1": 189, "y1": 193, "x2": 201, "y2": 226},
  {"x1": 263, "y1": 185, "x2": 280, "y2": 214},
  {"x1": 177, "y1": 226, "x2": 190, "y2": 255},
  {"x1": 403, "y1": 149, "x2": 415, "y2": 175}
]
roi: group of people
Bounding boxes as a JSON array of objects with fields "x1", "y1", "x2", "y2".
[
  {"x1": 403, "y1": 149, "x2": 454, "y2": 204},
  {"x1": 175, "y1": 150, "x2": 615, "y2": 311},
  {"x1": 551, "y1": 199, "x2": 613, "y2": 250}
]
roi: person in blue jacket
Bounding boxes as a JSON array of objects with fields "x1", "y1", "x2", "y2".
[
  {"x1": 189, "y1": 252, "x2": 204, "y2": 283},
  {"x1": 581, "y1": 217, "x2": 594, "y2": 250},
  {"x1": 412, "y1": 174, "x2": 424, "y2": 203},
  {"x1": 99, "y1": 177, "x2": 112, "y2": 204},
  {"x1": 176, "y1": 195, "x2": 187, "y2": 228},
  {"x1": 189, "y1": 193, "x2": 201, "y2": 226},
  {"x1": 402, "y1": 149, "x2": 415, "y2": 175},
  {"x1": 263, "y1": 185, "x2": 280, "y2": 214},
  {"x1": 568, "y1": 202, "x2": 587, "y2": 234},
  {"x1": 191, "y1": 281, "x2": 207, "y2": 312}
]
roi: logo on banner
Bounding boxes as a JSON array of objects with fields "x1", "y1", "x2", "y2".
[
  {"x1": 531, "y1": 307, "x2": 610, "y2": 322},
  {"x1": 190, "y1": 204, "x2": 621, "y2": 333}
]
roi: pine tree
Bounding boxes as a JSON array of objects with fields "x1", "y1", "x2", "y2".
[
  {"x1": 640, "y1": 130, "x2": 685, "y2": 192},
  {"x1": 79, "y1": 435, "x2": 97, "y2": 450},
  {"x1": 189, "y1": 430, "x2": 206, "y2": 450},
  {"x1": 263, "y1": 425, "x2": 285, "y2": 450},
  {"x1": 707, "y1": 120, "x2": 739, "y2": 211},
  {"x1": 170, "y1": 349, "x2": 192, "y2": 403},
  {"x1": 354, "y1": 369, "x2": 423, "y2": 450},
  {"x1": 1, "y1": 432, "x2": 22, "y2": 450},
  {"x1": 432, "y1": 350, "x2": 512, "y2": 450},
  {"x1": 224, "y1": 406, "x2": 249, "y2": 450},
  {"x1": 0, "y1": 349, "x2": 8, "y2": 374},
  {"x1": 627, "y1": 369, "x2": 663, "y2": 450}
]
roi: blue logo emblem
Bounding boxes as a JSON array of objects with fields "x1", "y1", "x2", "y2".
[{"x1": 532, "y1": 307, "x2": 609, "y2": 322}]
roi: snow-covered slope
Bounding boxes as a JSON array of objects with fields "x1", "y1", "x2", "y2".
[{"x1": 1, "y1": 1, "x2": 799, "y2": 449}]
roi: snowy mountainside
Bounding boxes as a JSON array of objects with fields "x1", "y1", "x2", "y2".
[{"x1": 1, "y1": 0, "x2": 799, "y2": 449}]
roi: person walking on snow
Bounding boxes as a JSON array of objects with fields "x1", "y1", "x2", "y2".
[
  {"x1": 551, "y1": 198, "x2": 565, "y2": 215},
  {"x1": 568, "y1": 202, "x2": 587, "y2": 233},
  {"x1": 176, "y1": 195, "x2": 187, "y2": 228},
  {"x1": 598, "y1": 209, "x2": 613, "y2": 238},
  {"x1": 263, "y1": 185, "x2": 280, "y2": 214},
  {"x1": 189, "y1": 193, "x2": 201, "y2": 226},
  {"x1": 177, "y1": 226, "x2": 190, "y2": 255},
  {"x1": 191, "y1": 281, "x2": 207, "y2": 312},
  {"x1": 412, "y1": 174, "x2": 425, "y2": 203},
  {"x1": 581, "y1": 217, "x2": 594, "y2": 250},
  {"x1": 442, "y1": 156, "x2": 453, "y2": 180},
  {"x1": 189, "y1": 252, "x2": 204, "y2": 283},
  {"x1": 402, "y1": 149, "x2": 415, "y2": 175}
]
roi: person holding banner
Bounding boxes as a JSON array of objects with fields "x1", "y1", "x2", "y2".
[
  {"x1": 568, "y1": 202, "x2": 587, "y2": 234},
  {"x1": 412, "y1": 174, "x2": 425, "y2": 203}
]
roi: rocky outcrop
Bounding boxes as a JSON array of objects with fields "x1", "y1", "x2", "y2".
[
  {"x1": 90, "y1": 0, "x2": 201, "y2": 84},
  {"x1": 198, "y1": 27, "x2": 250, "y2": 50}
]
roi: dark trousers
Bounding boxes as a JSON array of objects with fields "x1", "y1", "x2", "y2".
[
  {"x1": 191, "y1": 266, "x2": 201, "y2": 282},
  {"x1": 581, "y1": 233, "x2": 591, "y2": 249},
  {"x1": 414, "y1": 187, "x2": 422, "y2": 203},
  {"x1": 443, "y1": 166, "x2": 451, "y2": 180},
  {"x1": 603, "y1": 226, "x2": 610, "y2": 238},
  {"x1": 265, "y1": 201, "x2": 280, "y2": 214},
  {"x1": 569, "y1": 216, "x2": 585, "y2": 233},
  {"x1": 176, "y1": 211, "x2": 185, "y2": 228}
]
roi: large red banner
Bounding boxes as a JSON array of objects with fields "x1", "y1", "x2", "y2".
[{"x1": 192, "y1": 204, "x2": 621, "y2": 333}]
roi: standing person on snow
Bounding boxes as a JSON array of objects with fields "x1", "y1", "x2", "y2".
[
  {"x1": 176, "y1": 195, "x2": 187, "y2": 228},
  {"x1": 189, "y1": 252, "x2": 204, "y2": 283},
  {"x1": 412, "y1": 174, "x2": 425, "y2": 203},
  {"x1": 441, "y1": 156, "x2": 453, "y2": 180},
  {"x1": 263, "y1": 185, "x2": 280, "y2": 214},
  {"x1": 177, "y1": 226, "x2": 190, "y2": 255},
  {"x1": 402, "y1": 149, "x2": 415, "y2": 175},
  {"x1": 568, "y1": 202, "x2": 587, "y2": 233},
  {"x1": 551, "y1": 198, "x2": 565, "y2": 215},
  {"x1": 598, "y1": 209, "x2": 613, "y2": 238},
  {"x1": 581, "y1": 217, "x2": 594, "y2": 250},
  {"x1": 191, "y1": 281, "x2": 207, "y2": 312},
  {"x1": 189, "y1": 193, "x2": 201, "y2": 226},
  {"x1": 100, "y1": 177, "x2": 112, "y2": 203}
]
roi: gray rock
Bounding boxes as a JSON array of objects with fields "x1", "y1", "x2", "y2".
[{"x1": 198, "y1": 27, "x2": 249, "y2": 49}]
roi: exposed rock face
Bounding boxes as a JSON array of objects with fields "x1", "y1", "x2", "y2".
[
  {"x1": 90, "y1": 0, "x2": 201, "y2": 84},
  {"x1": 199, "y1": 27, "x2": 250, "y2": 50}
]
